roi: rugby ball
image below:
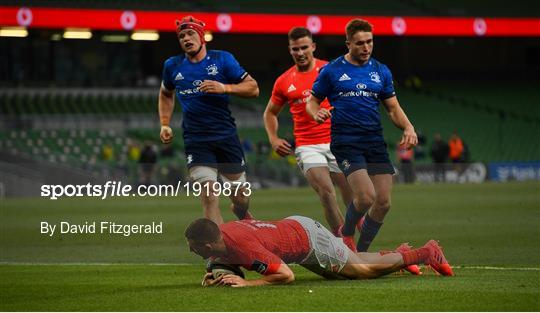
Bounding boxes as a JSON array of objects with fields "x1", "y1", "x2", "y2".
[{"x1": 206, "y1": 259, "x2": 245, "y2": 279}]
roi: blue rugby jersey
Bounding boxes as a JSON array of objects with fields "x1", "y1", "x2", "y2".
[
  {"x1": 162, "y1": 50, "x2": 248, "y2": 144},
  {"x1": 311, "y1": 56, "x2": 395, "y2": 144}
]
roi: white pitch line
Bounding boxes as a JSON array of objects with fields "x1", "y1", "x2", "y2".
[
  {"x1": 0, "y1": 262, "x2": 192, "y2": 266},
  {"x1": 1, "y1": 262, "x2": 539, "y2": 271},
  {"x1": 455, "y1": 265, "x2": 540, "y2": 271}
]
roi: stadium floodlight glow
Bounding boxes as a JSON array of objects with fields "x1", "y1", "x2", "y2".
[
  {"x1": 204, "y1": 31, "x2": 213, "y2": 42},
  {"x1": 131, "y1": 30, "x2": 159, "y2": 41},
  {"x1": 0, "y1": 27, "x2": 28, "y2": 37},
  {"x1": 63, "y1": 28, "x2": 92, "y2": 39},
  {"x1": 102, "y1": 34, "x2": 129, "y2": 43}
]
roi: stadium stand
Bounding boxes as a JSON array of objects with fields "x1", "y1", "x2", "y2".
[
  {"x1": 422, "y1": 80, "x2": 540, "y2": 119},
  {"x1": 0, "y1": 124, "x2": 302, "y2": 187},
  {"x1": 1, "y1": 79, "x2": 539, "y2": 168},
  {"x1": 1, "y1": 1, "x2": 538, "y2": 187},
  {"x1": 0, "y1": 88, "x2": 263, "y2": 116},
  {"x1": 382, "y1": 84, "x2": 540, "y2": 163}
]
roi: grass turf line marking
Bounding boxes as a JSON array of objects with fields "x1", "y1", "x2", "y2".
[
  {"x1": 1, "y1": 262, "x2": 539, "y2": 271},
  {"x1": 456, "y1": 265, "x2": 540, "y2": 271},
  {"x1": 0, "y1": 262, "x2": 191, "y2": 266}
]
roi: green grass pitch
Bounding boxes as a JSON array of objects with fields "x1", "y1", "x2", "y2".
[{"x1": 1, "y1": 182, "x2": 539, "y2": 311}]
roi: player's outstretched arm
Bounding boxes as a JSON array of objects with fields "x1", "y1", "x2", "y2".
[
  {"x1": 220, "y1": 263, "x2": 294, "y2": 287},
  {"x1": 382, "y1": 96, "x2": 418, "y2": 149},
  {"x1": 263, "y1": 100, "x2": 292, "y2": 156},
  {"x1": 159, "y1": 85, "x2": 175, "y2": 144},
  {"x1": 306, "y1": 95, "x2": 331, "y2": 124},
  {"x1": 200, "y1": 75, "x2": 259, "y2": 98}
]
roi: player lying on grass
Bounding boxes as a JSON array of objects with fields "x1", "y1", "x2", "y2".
[{"x1": 185, "y1": 216, "x2": 453, "y2": 287}]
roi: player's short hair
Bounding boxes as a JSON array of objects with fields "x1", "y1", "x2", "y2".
[
  {"x1": 288, "y1": 27, "x2": 313, "y2": 41},
  {"x1": 184, "y1": 218, "x2": 221, "y2": 243},
  {"x1": 346, "y1": 19, "x2": 373, "y2": 40}
]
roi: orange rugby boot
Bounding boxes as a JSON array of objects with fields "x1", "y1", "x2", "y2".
[{"x1": 424, "y1": 240, "x2": 454, "y2": 276}]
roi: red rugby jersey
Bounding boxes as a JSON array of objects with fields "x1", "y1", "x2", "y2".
[
  {"x1": 270, "y1": 59, "x2": 332, "y2": 147},
  {"x1": 219, "y1": 219, "x2": 310, "y2": 275}
]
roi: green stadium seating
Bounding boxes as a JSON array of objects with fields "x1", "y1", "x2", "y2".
[
  {"x1": 382, "y1": 85, "x2": 540, "y2": 163},
  {"x1": 1, "y1": 78, "x2": 538, "y2": 183},
  {"x1": 424, "y1": 81, "x2": 540, "y2": 120},
  {"x1": 0, "y1": 90, "x2": 265, "y2": 116}
]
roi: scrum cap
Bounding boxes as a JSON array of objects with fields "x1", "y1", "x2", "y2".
[{"x1": 176, "y1": 16, "x2": 206, "y2": 44}]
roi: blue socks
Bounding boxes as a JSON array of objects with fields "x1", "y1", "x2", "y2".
[
  {"x1": 341, "y1": 200, "x2": 385, "y2": 251},
  {"x1": 356, "y1": 214, "x2": 383, "y2": 252},
  {"x1": 341, "y1": 202, "x2": 365, "y2": 236}
]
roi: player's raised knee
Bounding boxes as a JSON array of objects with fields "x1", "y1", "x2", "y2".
[
  {"x1": 356, "y1": 194, "x2": 375, "y2": 211},
  {"x1": 374, "y1": 197, "x2": 391, "y2": 214}
]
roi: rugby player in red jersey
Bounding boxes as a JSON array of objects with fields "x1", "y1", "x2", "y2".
[
  {"x1": 185, "y1": 216, "x2": 453, "y2": 287},
  {"x1": 264, "y1": 27, "x2": 353, "y2": 237}
]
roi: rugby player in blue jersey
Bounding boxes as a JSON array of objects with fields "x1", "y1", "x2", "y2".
[
  {"x1": 158, "y1": 16, "x2": 259, "y2": 224},
  {"x1": 306, "y1": 19, "x2": 418, "y2": 271}
]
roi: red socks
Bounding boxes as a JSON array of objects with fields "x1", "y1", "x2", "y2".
[
  {"x1": 332, "y1": 225, "x2": 342, "y2": 237},
  {"x1": 399, "y1": 247, "x2": 430, "y2": 266}
]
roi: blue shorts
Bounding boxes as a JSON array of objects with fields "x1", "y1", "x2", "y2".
[
  {"x1": 330, "y1": 141, "x2": 395, "y2": 177},
  {"x1": 184, "y1": 135, "x2": 246, "y2": 174}
]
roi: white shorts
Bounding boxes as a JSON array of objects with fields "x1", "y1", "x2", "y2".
[
  {"x1": 295, "y1": 143, "x2": 341, "y2": 175},
  {"x1": 287, "y1": 215, "x2": 349, "y2": 279}
]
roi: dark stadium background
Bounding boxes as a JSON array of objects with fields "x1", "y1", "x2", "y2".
[
  {"x1": 1, "y1": 1, "x2": 539, "y2": 311},
  {"x1": 2, "y1": 1, "x2": 539, "y2": 195},
  {"x1": 1, "y1": 0, "x2": 539, "y2": 194}
]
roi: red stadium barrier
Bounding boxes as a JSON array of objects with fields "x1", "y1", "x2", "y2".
[{"x1": 1, "y1": 6, "x2": 539, "y2": 36}]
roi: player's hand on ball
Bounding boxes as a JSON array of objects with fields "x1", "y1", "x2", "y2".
[
  {"x1": 201, "y1": 272, "x2": 223, "y2": 287},
  {"x1": 220, "y1": 274, "x2": 248, "y2": 287},
  {"x1": 160, "y1": 125, "x2": 173, "y2": 144},
  {"x1": 314, "y1": 108, "x2": 332, "y2": 124},
  {"x1": 200, "y1": 80, "x2": 231, "y2": 94},
  {"x1": 399, "y1": 126, "x2": 418, "y2": 149},
  {"x1": 270, "y1": 138, "x2": 292, "y2": 157}
]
